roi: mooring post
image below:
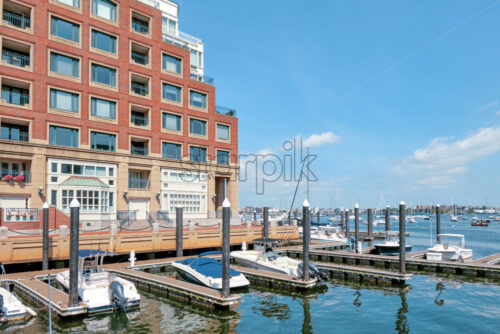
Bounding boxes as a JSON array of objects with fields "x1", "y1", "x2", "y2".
[
  {"x1": 263, "y1": 206, "x2": 269, "y2": 238},
  {"x1": 42, "y1": 202, "x2": 49, "y2": 271},
  {"x1": 340, "y1": 209, "x2": 345, "y2": 235},
  {"x1": 345, "y1": 209, "x2": 350, "y2": 238},
  {"x1": 399, "y1": 201, "x2": 406, "y2": 274},
  {"x1": 176, "y1": 205, "x2": 183, "y2": 258},
  {"x1": 69, "y1": 198, "x2": 80, "y2": 306},
  {"x1": 354, "y1": 204, "x2": 360, "y2": 253},
  {"x1": 317, "y1": 211, "x2": 320, "y2": 225},
  {"x1": 385, "y1": 205, "x2": 391, "y2": 232},
  {"x1": 302, "y1": 199, "x2": 311, "y2": 281},
  {"x1": 222, "y1": 198, "x2": 231, "y2": 298},
  {"x1": 367, "y1": 208, "x2": 373, "y2": 237},
  {"x1": 436, "y1": 204, "x2": 441, "y2": 242},
  {"x1": 253, "y1": 210, "x2": 257, "y2": 224}
]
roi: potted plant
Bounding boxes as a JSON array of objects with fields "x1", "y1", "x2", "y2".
[
  {"x1": 2, "y1": 174, "x2": 14, "y2": 183},
  {"x1": 28, "y1": 211, "x2": 34, "y2": 220},
  {"x1": 15, "y1": 212, "x2": 20, "y2": 221},
  {"x1": 6, "y1": 211, "x2": 12, "y2": 221},
  {"x1": 14, "y1": 175, "x2": 25, "y2": 183},
  {"x1": 22, "y1": 211, "x2": 27, "y2": 221}
]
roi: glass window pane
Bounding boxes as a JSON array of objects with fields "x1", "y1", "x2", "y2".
[
  {"x1": 189, "y1": 91, "x2": 207, "y2": 109},
  {"x1": 162, "y1": 113, "x2": 181, "y2": 131},
  {"x1": 216, "y1": 124, "x2": 230, "y2": 140},
  {"x1": 217, "y1": 151, "x2": 230, "y2": 165},
  {"x1": 91, "y1": 64, "x2": 116, "y2": 86},
  {"x1": 93, "y1": 0, "x2": 116, "y2": 22},
  {"x1": 162, "y1": 142, "x2": 181, "y2": 160},
  {"x1": 190, "y1": 119, "x2": 207, "y2": 136},
  {"x1": 51, "y1": 17, "x2": 79, "y2": 43},
  {"x1": 96, "y1": 167, "x2": 106, "y2": 176},
  {"x1": 162, "y1": 83, "x2": 181, "y2": 102},
  {"x1": 50, "y1": 89, "x2": 79, "y2": 113},
  {"x1": 51, "y1": 53, "x2": 79, "y2": 78},
  {"x1": 49, "y1": 126, "x2": 78, "y2": 147},
  {"x1": 90, "y1": 131, "x2": 116, "y2": 152},
  {"x1": 190, "y1": 146, "x2": 206, "y2": 163},
  {"x1": 163, "y1": 54, "x2": 181, "y2": 74},
  {"x1": 91, "y1": 97, "x2": 116, "y2": 119},
  {"x1": 91, "y1": 30, "x2": 116, "y2": 54},
  {"x1": 85, "y1": 165, "x2": 95, "y2": 176}
]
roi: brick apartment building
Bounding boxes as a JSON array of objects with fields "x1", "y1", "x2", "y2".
[{"x1": 0, "y1": 0, "x2": 238, "y2": 226}]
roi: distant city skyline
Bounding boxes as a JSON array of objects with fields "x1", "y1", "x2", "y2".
[{"x1": 178, "y1": 0, "x2": 500, "y2": 208}]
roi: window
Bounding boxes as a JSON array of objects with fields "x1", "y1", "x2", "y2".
[
  {"x1": 190, "y1": 91, "x2": 207, "y2": 109},
  {"x1": 162, "y1": 54, "x2": 181, "y2": 74},
  {"x1": 91, "y1": 63, "x2": 116, "y2": 87},
  {"x1": 49, "y1": 125, "x2": 78, "y2": 147},
  {"x1": 162, "y1": 83, "x2": 181, "y2": 103},
  {"x1": 51, "y1": 17, "x2": 79, "y2": 43},
  {"x1": 1, "y1": 123, "x2": 28, "y2": 142},
  {"x1": 162, "y1": 17, "x2": 177, "y2": 35},
  {"x1": 130, "y1": 42, "x2": 149, "y2": 66},
  {"x1": 2, "y1": 3, "x2": 31, "y2": 30},
  {"x1": 85, "y1": 165, "x2": 95, "y2": 176},
  {"x1": 190, "y1": 119, "x2": 207, "y2": 136},
  {"x1": 51, "y1": 162, "x2": 58, "y2": 173},
  {"x1": 51, "y1": 190, "x2": 57, "y2": 206},
  {"x1": 96, "y1": 167, "x2": 106, "y2": 176},
  {"x1": 108, "y1": 167, "x2": 114, "y2": 177},
  {"x1": 57, "y1": 0, "x2": 80, "y2": 8},
  {"x1": 49, "y1": 88, "x2": 79, "y2": 113},
  {"x1": 162, "y1": 113, "x2": 181, "y2": 131},
  {"x1": 190, "y1": 146, "x2": 206, "y2": 163},
  {"x1": 91, "y1": 131, "x2": 116, "y2": 152},
  {"x1": 62, "y1": 189, "x2": 113, "y2": 213},
  {"x1": 50, "y1": 52, "x2": 79, "y2": 78},
  {"x1": 2, "y1": 43, "x2": 30, "y2": 68},
  {"x1": 91, "y1": 30, "x2": 116, "y2": 54},
  {"x1": 132, "y1": 16, "x2": 148, "y2": 35},
  {"x1": 51, "y1": 176, "x2": 58, "y2": 182},
  {"x1": 167, "y1": 193, "x2": 205, "y2": 213},
  {"x1": 131, "y1": 109, "x2": 148, "y2": 126},
  {"x1": 92, "y1": 0, "x2": 117, "y2": 22},
  {"x1": 73, "y1": 165, "x2": 83, "y2": 175},
  {"x1": 216, "y1": 124, "x2": 230, "y2": 140},
  {"x1": 217, "y1": 150, "x2": 230, "y2": 165},
  {"x1": 131, "y1": 141, "x2": 148, "y2": 156},
  {"x1": 61, "y1": 163, "x2": 72, "y2": 173},
  {"x1": 190, "y1": 50, "x2": 202, "y2": 68},
  {"x1": 91, "y1": 97, "x2": 116, "y2": 119},
  {"x1": 162, "y1": 142, "x2": 181, "y2": 160},
  {"x1": 1, "y1": 86, "x2": 29, "y2": 106},
  {"x1": 129, "y1": 171, "x2": 148, "y2": 188}
]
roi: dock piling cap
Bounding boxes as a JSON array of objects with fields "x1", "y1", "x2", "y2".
[
  {"x1": 354, "y1": 203, "x2": 359, "y2": 209},
  {"x1": 70, "y1": 197, "x2": 80, "y2": 208},
  {"x1": 386, "y1": 205, "x2": 390, "y2": 208},
  {"x1": 400, "y1": 201, "x2": 406, "y2": 206},
  {"x1": 222, "y1": 198, "x2": 230, "y2": 208},
  {"x1": 43, "y1": 202, "x2": 49, "y2": 209},
  {"x1": 303, "y1": 199, "x2": 310, "y2": 207}
]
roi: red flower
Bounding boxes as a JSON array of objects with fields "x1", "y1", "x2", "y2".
[
  {"x1": 14, "y1": 175, "x2": 25, "y2": 183},
  {"x1": 2, "y1": 175, "x2": 14, "y2": 182}
]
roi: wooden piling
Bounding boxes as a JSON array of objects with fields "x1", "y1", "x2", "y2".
[
  {"x1": 42, "y1": 202, "x2": 49, "y2": 271},
  {"x1": 399, "y1": 201, "x2": 406, "y2": 274},
  {"x1": 385, "y1": 205, "x2": 390, "y2": 232},
  {"x1": 354, "y1": 204, "x2": 360, "y2": 253},
  {"x1": 69, "y1": 198, "x2": 80, "y2": 306},
  {"x1": 303, "y1": 199, "x2": 311, "y2": 281},
  {"x1": 263, "y1": 206, "x2": 269, "y2": 238},
  {"x1": 367, "y1": 208, "x2": 373, "y2": 237},
  {"x1": 176, "y1": 206, "x2": 183, "y2": 258},
  {"x1": 222, "y1": 199, "x2": 231, "y2": 298}
]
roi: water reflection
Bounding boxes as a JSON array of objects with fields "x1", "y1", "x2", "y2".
[
  {"x1": 302, "y1": 297, "x2": 312, "y2": 334},
  {"x1": 434, "y1": 282, "x2": 445, "y2": 307},
  {"x1": 395, "y1": 287, "x2": 410, "y2": 334},
  {"x1": 253, "y1": 294, "x2": 291, "y2": 320},
  {"x1": 353, "y1": 289, "x2": 362, "y2": 312}
]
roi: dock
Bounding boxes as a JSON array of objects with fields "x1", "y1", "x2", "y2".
[
  {"x1": 316, "y1": 262, "x2": 412, "y2": 284},
  {"x1": 231, "y1": 265, "x2": 317, "y2": 290}
]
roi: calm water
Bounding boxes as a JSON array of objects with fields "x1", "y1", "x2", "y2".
[{"x1": 5, "y1": 215, "x2": 500, "y2": 333}]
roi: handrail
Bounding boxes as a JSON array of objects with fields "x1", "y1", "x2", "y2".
[
  {"x1": 131, "y1": 51, "x2": 148, "y2": 65},
  {"x1": 215, "y1": 105, "x2": 236, "y2": 117},
  {"x1": 1, "y1": 169, "x2": 31, "y2": 182},
  {"x1": 2, "y1": 10, "x2": 31, "y2": 29},
  {"x1": 2, "y1": 49, "x2": 30, "y2": 67},
  {"x1": 130, "y1": 114, "x2": 148, "y2": 126},
  {"x1": 190, "y1": 73, "x2": 214, "y2": 85},
  {"x1": 131, "y1": 82, "x2": 148, "y2": 96}
]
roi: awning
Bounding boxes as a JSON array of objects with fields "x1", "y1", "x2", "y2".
[{"x1": 60, "y1": 176, "x2": 109, "y2": 188}]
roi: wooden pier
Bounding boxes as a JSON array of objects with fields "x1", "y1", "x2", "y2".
[
  {"x1": 231, "y1": 265, "x2": 317, "y2": 290},
  {"x1": 316, "y1": 262, "x2": 412, "y2": 284}
]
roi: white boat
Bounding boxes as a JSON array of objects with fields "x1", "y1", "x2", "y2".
[
  {"x1": 406, "y1": 217, "x2": 417, "y2": 224},
  {"x1": 373, "y1": 232, "x2": 412, "y2": 255},
  {"x1": 373, "y1": 219, "x2": 386, "y2": 226},
  {"x1": 495, "y1": 216, "x2": 500, "y2": 221},
  {"x1": 171, "y1": 251, "x2": 249, "y2": 290},
  {"x1": 425, "y1": 234, "x2": 473, "y2": 262},
  {"x1": 422, "y1": 215, "x2": 430, "y2": 220},
  {"x1": 450, "y1": 216, "x2": 458, "y2": 222},
  {"x1": 310, "y1": 227, "x2": 348, "y2": 244},
  {"x1": 55, "y1": 250, "x2": 140, "y2": 313},
  {"x1": 231, "y1": 239, "x2": 324, "y2": 280},
  {"x1": 0, "y1": 286, "x2": 36, "y2": 324}
]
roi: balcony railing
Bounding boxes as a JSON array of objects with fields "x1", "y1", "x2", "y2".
[
  {"x1": 131, "y1": 146, "x2": 148, "y2": 156},
  {"x1": 131, "y1": 82, "x2": 148, "y2": 96},
  {"x1": 190, "y1": 73, "x2": 214, "y2": 85},
  {"x1": 216, "y1": 105, "x2": 236, "y2": 117},
  {"x1": 2, "y1": 49, "x2": 30, "y2": 67},
  {"x1": 131, "y1": 114, "x2": 148, "y2": 126},
  {"x1": 128, "y1": 177, "x2": 150, "y2": 189},
  {"x1": 4, "y1": 208, "x2": 38, "y2": 221},
  {"x1": 1, "y1": 169, "x2": 31, "y2": 183},
  {"x1": 162, "y1": 31, "x2": 202, "y2": 51},
  {"x1": 1, "y1": 89, "x2": 29, "y2": 106},
  {"x1": 1, "y1": 130, "x2": 28, "y2": 142},
  {"x1": 132, "y1": 19, "x2": 149, "y2": 35},
  {"x1": 131, "y1": 51, "x2": 148, "y2": 65},
  {"x1": 2, "y1": 10, "x2": 30, "y2": 29}
]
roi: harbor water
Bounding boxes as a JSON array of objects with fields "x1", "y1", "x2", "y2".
[{"x1": 4, "y1": 215, "x2": 500, "y2": 333}]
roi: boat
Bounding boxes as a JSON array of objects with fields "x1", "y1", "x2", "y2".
[
  {"x1": 422, "y1": 215, "x2": 430, "y2": 220},
  {"x1": 407, "y1": 217, "x2": 417, "y2": 224},
  {"x1": 171, "y1": 251, "x2": 249, "y2": 290},
  {"x1": 471, "y1": 219, "x2": 489, "y2": 227},
  {"x1": 0, "y1": 263, "x2": 36, "y2": 324},
  {"x1": 373, "y1": 219, "x2": 386, "y2": 226},
  {"x1": 373, "y1": 232, "x2": 412, "y2": 255},
  {"x1": 425, "y1": 234, "x2": 473, "y2": 262},
  {"x1": 495, "y1": 216, "x2": 500, "y2": 221},
  {"x1": 55, "y1": 250, "x2": 140, "y2": 313},
  {"x1": 310, "y1": 226, "x2": 348, "y2": 244},
  {"x1": 450, "y1": 216, "x2": 458, "y2": 222},
  {"x1": 230, "y1": 238, "x2": 325, "y2": 280}
]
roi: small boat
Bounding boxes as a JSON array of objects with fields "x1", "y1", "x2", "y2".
[
  {"x1": 373, "y1": 219, "x2": 386, "y2": 226},
  {"x1": 310, "y1": 226, "x2": 348, "y2": 244},
  {"x1": 407, "y1": 217, "x2": 417, "y2": 224},
  {"x1": 0, "y1": 263, "x2": 36, "y2": 324},
  {"x1": 495, "y1": 216, "x2": 500, "y2": 221},
  {"x1": 231, "y1": 238, "x2": 325, "y2": 280},
  {"x1": 450, "y1": 215, "x2": 458, "y2": 222},
  {"x1": 471, "y1": 219, "x2": 489, "y2": 226},
  {"x1": 56, "y1": 250, "x2": 140, "y2": 313},
  {"x1": 422, "y1": 215, "x2": 430, "y2": 220},
  {"x1": 426, "y1": 234, "x2": 473, "y2": 262},
  {"x1": 373, "y1": 232, "x2": 412, "y2": 255},
  {"x1": 171, "y1": 251, "x2": 250, "y2": 290}
]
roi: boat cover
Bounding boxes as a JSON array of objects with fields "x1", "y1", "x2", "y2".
[
  {"x1": 176, "y1": 257, "x2": 240, "y2": 278},
  {"x1": 78, "y1": 249, "x2": 115, "y2": 258}
]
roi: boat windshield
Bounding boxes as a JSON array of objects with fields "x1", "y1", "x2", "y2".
[
  {"x1": 437, "y1": 235, "x2": 464, "y2": 248},
  {"x1": 265, "y1": 247, "x2": 278, "y2": 261}
]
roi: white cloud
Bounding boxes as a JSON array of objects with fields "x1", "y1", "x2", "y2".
[
  {"x1": 476, "y1": 100, "x2": 497, "y2": 113},
  {"x1": 393, "y1": 126, "x2": 500, "y2": 189},
  {"x1": 303, "y1": 131, "x2": 341, "y2": 148}
]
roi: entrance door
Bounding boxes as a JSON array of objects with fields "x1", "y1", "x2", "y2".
[{"x1": 128, "y1": 198, "x2": 149, "y2": 220}]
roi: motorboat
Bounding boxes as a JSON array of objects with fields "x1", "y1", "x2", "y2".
[
  {"x1": 496, "y1": 216, "x2": 500, "y2": 221},
  {"x1": 422, "y1": 215, "x2": 430, "y2": 220},
  {"x1": 407, "y1": 217, "x2": 417, "y2": 224},
  {"x1": 310, "y1": 226, "x2": 348, "y2": 244},
  {"x1": 458, "y1": 215, "x2": 467, "y2": 220},
  {"x1": 471, "y1": 218, "x2": 489, "y2": 226},
  {"x1": 171, "y1": 251, "x2": 249, "y2": 290},
  {"x1": 450, "y1": 215, "x2": 458, "y2": 222},
  {"x1": 373, "y1": 219, "x2": 386, "y2": 226},
  {"x1": 373, "y1": 232, "x2": 412, "y2": 255},
  {"x1": 0, "y1": 263, "x2": 36, "y2": 324},
  {"x1": 425, "y1": 234, "x2": 473, "y2": 262},
  {"x1": 55, "y1": 250, "x2": 140, "y2": 313},
  {"x1": 231, "y1": 238, "x2": 325, "y2": 280}
]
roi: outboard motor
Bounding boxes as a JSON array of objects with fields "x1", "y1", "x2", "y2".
[
  {"x1": 298, "y1": 263, "x2": 327, "y2": 281},
  {"x1": 109, "y1": 281, "x2": 128, "y2": 312}
]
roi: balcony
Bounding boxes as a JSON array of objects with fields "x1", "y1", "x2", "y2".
[
  {"x1": 1, "y1": 123, "x2": 28, "y2": 142},
  {"x1": 131, "y1": 51, "x2": 148, "y2": 66},
  {"x1": 216, "y1": 105, "x2": 236, "y2": 117},
  {"x1": 2, "y1": 10, "x2": 30, "y2": 30},
  {"x1": 132, "y1": 17, "x2": 149, "y2": 35},
  {"x1": 128, "y1": 175, "x2": 149, "y2": 189},
  {"x1": 131, "y1": 113, "x2": 148, "y2": 127},
  {"x1": 3, "y1": 208, "x2": 38, "y2": 221},
  {"x1": 190, "y1": 73, "x2": 214, "y2": 85},
  {"x1": 2, "y1": 48, "x2": 30, "y2": 68},
  {"x1": 0, "y1": 169, "x2": 31, "y2": 183},
  {"x1": 131, "y1": 141, "x2": 148, "y2": 156},
  {"x1": 1, "y1": 85, "x2": 29, "y2": 106},
  {"x1": 131, "y1": 81, "x2": 148, "y2": 96}
]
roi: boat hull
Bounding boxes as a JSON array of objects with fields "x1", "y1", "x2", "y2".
[{"x1": 374, "y1": 245, "x2": 412, "y2": 255}]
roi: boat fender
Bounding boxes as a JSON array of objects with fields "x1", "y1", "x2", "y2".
[
  {"x1": 109, "y1": 281, "x2": 128, "y2": 312},
  {"x1": 458, "y1": 255, "x2": 464, "y2": 263},
  {"x1": 0, "y1": 294, "x2": 4, "y2": 317}
]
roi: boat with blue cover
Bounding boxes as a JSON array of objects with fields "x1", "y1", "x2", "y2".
[{"x1": 171, "y1": 251, "x2": 250, "y2": 290}]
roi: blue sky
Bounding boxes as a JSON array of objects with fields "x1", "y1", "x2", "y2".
[{"x1": 178, "y1": 0, "x2": 500, "y2": 209}]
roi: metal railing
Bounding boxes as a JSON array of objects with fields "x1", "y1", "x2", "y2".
[
  {"x1": 131, "y1": 82, "x2": 148, "y2": 96},
  {"x1": 128, "y1": 177, "x2": 150, "y2": 189},
  {"x1": 2, "y1": 10, "x2": 30, "y2": 29},
  {"x1": 131, "y1": 51, "x2": 148, "y2": 65},
  {"x1": 215, "y1": 105, "x2": 237, "y2": 117},
  {"x1": 132, "y1": 19, "x2": 149, "y2": 35},
  {"x1": 130, "y1": 146, "x2": 148, "y2": 156},
  {"x1": 131, "y1": 114, "x2": 148, "y2": 126},
  {"x1": 154, "y1": 210, "x2": 170, "y2": 222},
  {"x1": 1, "y1": 89, "x2": 29, "y2": 106},
  {"x1": 1, "y1": 130, "x2": 29, "y2": 142},
  {"x1": 4, "y1": 208, "x2": 38, "y2": 221},
  {"x1": 190, "y1": 73, "x2": 214, "y2": 85},
  {"x1": 162, "y1": 31, "x2": 202, "y2": 51},
  {"x1": 2, "y1": 49, "x2": 30, "y2": 67},
  {"x1": 1, "y1": 170, "x2": 30, "y2": 183},
  {"x1": 146, "y1": 211, "x2": 155, "y2": 226}
]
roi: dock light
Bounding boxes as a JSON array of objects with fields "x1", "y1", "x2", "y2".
[{"x1": 38, "y1": 186, "x2": 44, "y2": 195}]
